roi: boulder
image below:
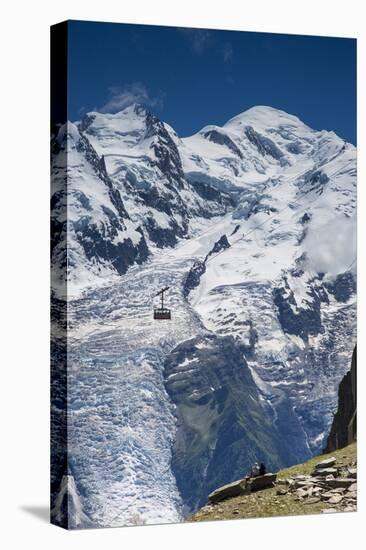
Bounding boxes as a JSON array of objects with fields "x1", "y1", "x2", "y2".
[
  {"x1": 348, "y1": 483, "x2": 357, "y2": 493},
  {"x1": 305, "y1": 497, "x2": 321, "y2": 505},
  {"x1": 248, "y1": 473, "x2": 277, "y2": 492},
  {"x1": 314, "y1": 457, "x2": 336, "y2": 470},
  {"x1": 347, "y1": 468, "x2": 357, "y2": 479},
  {"x1": 311, "y1": 467, "x2": 338, "y2": 477},
  {"x1": 294, "y1": 480, "x2": 313, "y2": 489},
  {"x1": 208, "y1": 473, "x2": 277, "y2": 504},
  {"x1": 208, "y1": 479, "x2": 248, "y2": 504},
  {"x1": 276, "y1": 479, "x2": 289, "y2": 486},
  {"x1": 309, "y1": 478, "x2": 330, "y2": 487},
  {"x1": 320, "y1": 492, "x2": 335, "y2": 501},
  {"x1": 296, "y1": 488, "x2": 308, "y2": 498},
  {"x1": 328, "y1": 494, "x2": 343, "y2": 505},
  {"x1": 325, "y1": 474, "x2": 335, "y2": 481},
  {"x1": 326, "y1": 478, "x2": 355, "y2": 490}
]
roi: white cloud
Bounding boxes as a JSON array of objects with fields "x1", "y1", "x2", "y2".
[
  {"x1": 99, "y1": 83, "x2": 165, "y2": 114},
  {"x1": 302, "y1": 216, "x2": 356, "y2": 278},
  {"x1": 179, "y1": 28, "x2": 212, "y2": 54}
]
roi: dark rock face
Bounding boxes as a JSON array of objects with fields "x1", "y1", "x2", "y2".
[
  {"x1": 245, "y1": 126, "x2": 284, "y2": 161},
  {"x1": 183, "y1": 260, "x2": 206, "y2": 298},
  {"x1": 300, "y1": 212, "x2": 311, "y2": 225},
  {"x1": 191, "y1": 179, "x2": 236, "y2": 208},
  {"x1": 273, "y1": 277, "x2": 327, "y2": 340},
  {"x1": 50, "y1": 336, "x2": 68, "y2": 527},
  {"x1": 144, "y1": 216, "x2": 185, "y2": 249},
  {"x1": 207, "y1": 234, "x2": 231, "y2": 257},
  {"x1": 163, "y1": 334, "x2": 302, "y2": 513},
  {"x1": 203, "y1": 129, "x2": 244, "y2": 159},
  {"x1": 324, "y1": 346, "x2": 357, "y2": 452},
  {"x1": 51, "y1": 125, "x2": 150, "y2": 279},
  {"x1": 74, "y1": 220, "x2": 149, "y2": 276},
  {"x1": 299, "y1": 169, "x2": 329, "y2": 194},
  {"x1": 325, "y1": 272, "x2": 356, "y2": 303},
  {"x1": 144, "y1": 109, "x2": 186, "y2": 188},
  {"x1": 183, "y1": 235, "x2": 230, "y2": 298},
  {"x1": 286, "y1": 141, "x2": 304, "y2": 154}
]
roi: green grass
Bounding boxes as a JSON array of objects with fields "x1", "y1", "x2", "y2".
[
  {"x1": 190, "y1": 442, "x2": 357, "y2": 522},
  {"x1": 277, "y1": 442, "x2": 356, "y2": 479}
]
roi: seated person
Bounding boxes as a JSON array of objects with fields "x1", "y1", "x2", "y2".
[{"x1": 259, "y1": 462, "x2": 266, "y2": 476}]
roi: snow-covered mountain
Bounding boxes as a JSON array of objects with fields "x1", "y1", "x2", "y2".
[
  {"x1": 51, "y1": 121, "x2": 149, "y2": 293},
  {"x1": 79, "y1": 105, "x2": 234, "y2": 245},
  {"x1": 51, "y1": 104, "x2": 356, "y2": 528}
]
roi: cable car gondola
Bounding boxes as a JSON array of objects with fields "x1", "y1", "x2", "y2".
[{"x1": 153, "y1": 287, "x2": 171, "y2": 320}]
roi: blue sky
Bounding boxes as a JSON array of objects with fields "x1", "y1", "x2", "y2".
[{"x1": 68, "y1": 21, "x2": 356, "y2": 144}]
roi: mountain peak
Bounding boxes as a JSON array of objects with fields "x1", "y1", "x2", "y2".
[
  {"x1": 56, "y1": 121, "x2": 80, "y2": 146},
  {"x1": 224, "y1": 105, "x2": 306, "y2": 131},
  {"x1": 110, "y1": 102, "x2": 149, "y2": 117}
]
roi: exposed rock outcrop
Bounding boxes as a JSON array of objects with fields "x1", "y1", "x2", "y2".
[
  {"x1": 208, "y1": 473, "x2": 277, "y2": 504},
  {"x1": 279, "y1": 455, "x2": 357, "y2": 513},
  {"x1": 324, "y1": 346, "x2": 357, "y2": 452}
]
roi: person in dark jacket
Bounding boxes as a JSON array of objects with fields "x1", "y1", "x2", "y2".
[{"x1": 259, "y1": 462, "x2": 266, "y2": 476}]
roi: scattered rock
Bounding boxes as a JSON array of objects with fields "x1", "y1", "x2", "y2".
[
  {"x1": 312, "y1": 467, "x2": 338, "y2": 477},
  {"x1": 326, "y1": 478, "x2": 355, "y2": 490},
  {"x1": 315, "y1": 457, "x2": 337, "y2": 469},
  {"x1": 325, "y1": 474, "x2": 335, "y2": 481},
  {"x1": 294, "y1": 480, "x2": 313, "y2": 488},
  {"x1": 348, "y1": 483, "x2": 357, "y2": 493},
  {"x1": 328, "y1": 494, "x2": 343, "y2": 505},
  {"x1": 233, "y1": 509, "x2": 240, "y2": 515},
  {"x1": 322, "y1": 508, "x2": 338, "y2": 514},
  {"x1": 348, "y1": 468, "x2": 357, "y2": 479},
  {"x1": 208, "y1": 479, "x2": 248, "y2": 504},
  {"x1": 305, "y1": 497, "x2": 321, "y2": 505},
  {"x1": 276, "y1": 479, "x2": 289, "y2": 486},
  {"x1": 320, "y1": 492, "x2": 337, "y2": 501},
  {"x1": 276, "y1": 488, "x2": 288, "y2": 496}
]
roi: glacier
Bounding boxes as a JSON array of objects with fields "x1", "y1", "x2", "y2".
[{"x1": 51, "y1": 104, "x2": 356, "y2": 528}]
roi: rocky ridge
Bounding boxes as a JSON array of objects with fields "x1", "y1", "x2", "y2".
[
  {"x1": 276, "y1": 454, "x2": 357, "y2": 513},
  {"x1": 192, "y1": 442, "x2": 357, "y2": 521}
]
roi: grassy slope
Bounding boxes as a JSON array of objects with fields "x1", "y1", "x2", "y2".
[{"x1": 190, "y1": 442, "x2": 357, "y2": 522}]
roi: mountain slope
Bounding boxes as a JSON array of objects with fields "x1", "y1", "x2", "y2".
[
  {"x1": 79, "y1": 104, "x2": 234, "y2": 249},
  {"x1": 182, "y1": 106, "x2": 356, "y2": 453},
  {"x1": 51, "y1": 121, "x2": 149, "y2": 294},
  {"x1": 51, "y1": 104, "x2": 356, "y2": 527},
  {"x1": 191, "y1": 442, "x2": 357, "y2": 522}
]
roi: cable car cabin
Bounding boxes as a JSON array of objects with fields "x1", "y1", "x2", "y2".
[
  {"x1": 154, "y1": 308, "x2": 171, "y2": 320},
  {"x1": 153, "y1": 287, "x2": 171, "y2": 320}
]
